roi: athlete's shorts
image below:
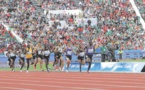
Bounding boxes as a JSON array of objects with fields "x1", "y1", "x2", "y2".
[
  {"x1": 87, "y1": 54, "x2": 93, "y2": 60},
  {"x1": 78, "y1": 56, "x2": 84, "y2": 60},
  {"x1": 32, "y1": 54, "x2": 36, "y2": 59},
  {"x1": 37, "y1": 55, "x2": 43, "y2": 59},
  {"x1": 55, "y1": 52, "x2": 62, "y2": 59},
  {"x1": 44, "y1": 56, "x2": 49, "y2": 60},
  {"x1": 10, "y1": 56, "x2": 16, "y2": 61},
  {"x1": 19, "y1": 57, "x2": 25, "y2": 62},
  {"x1": 8, "y1": 58, "x2": 11, "y2": 62},
  {"x1": 66, "y1": 55, "x2": 72, "y2": 60}
]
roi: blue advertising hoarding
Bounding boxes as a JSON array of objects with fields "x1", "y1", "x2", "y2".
[{"x1": 65, "y1": 62, "x2": 145, "y2": 73}]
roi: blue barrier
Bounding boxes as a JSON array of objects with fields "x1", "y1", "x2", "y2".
[
  {"x1": 65, "y1": 62, "x2": 145, "y2": 72},
  {"x1": 115, "y1": 50, "x2": 143, "y2": 59}
]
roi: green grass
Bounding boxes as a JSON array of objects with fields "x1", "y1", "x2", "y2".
[{"x1": 119, "y1": 59, "x2": 145, "y2": 62}]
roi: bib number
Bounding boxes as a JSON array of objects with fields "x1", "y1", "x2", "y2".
[
  {"x1": 88, "y1": 49, "x2": 93, "y2": 53},
  {"x1": 38, "y1": 51, "x2": 42, "y2": 55},
  {"x1": 79, "y1": 52, "x2": 84, "y2": 56},
  {"x1": 21, "y1": 54, "x2": 25, "y2": 57},
  {"x1": 44, "y1": 51, "x2": 50, "y2": 56},
  {"x1": 67, "y1": 51, "x2": 72, "y2": 55}
]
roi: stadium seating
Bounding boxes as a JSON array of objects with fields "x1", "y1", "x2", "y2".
[{"x1": 0, "y1": 0, "x2": 145, "y2": 53}]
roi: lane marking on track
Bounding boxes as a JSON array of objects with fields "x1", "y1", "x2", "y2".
[
  {"x1": 0, "y1": 72, "x2": 144, "y2": 77},
  {"x1": 0, "y1": 74, "x2": 144, "y2": 82},
  {"x1": 0, "y1": 86, "x2": 35, "y2": 90},
  {"x1": 0, "y1": 78, "x2": 145, "y2": 89},
  {"x1": 0, "y1": 82, "x2": 104, "y2": 90},
  {"x1": 0, "y1": 76, "x2": 145, "y2": 86}
]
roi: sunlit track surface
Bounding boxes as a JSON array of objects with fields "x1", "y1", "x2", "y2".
[{"x1": 0, "y1": 71, "x2": 145, "y2": 90}]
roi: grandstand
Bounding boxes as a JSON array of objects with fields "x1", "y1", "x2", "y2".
[
  {"x1": 1, "y1": 0, "x2": 145, "y2": 90},
  {"x1": 0, "y1": 0, "x2": 145, "y2": 63},
  {"x1": 0, "y1": 0, "x2": 145, "y2": 68}
]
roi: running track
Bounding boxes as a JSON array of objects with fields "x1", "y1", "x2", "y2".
[{"x1": 0, "y1": 71, "x2": 145, "y2": 90}]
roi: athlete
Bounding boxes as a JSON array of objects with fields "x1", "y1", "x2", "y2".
[
  {"x1": 18, "y1": 47, "x2": 26, "y2": 72},
  {"x1": 53, "y1": 43, "x2": 64, "y2": 71},
  {"x1": 57, "y1": 43, "x2": 64, "y2": 71},
  {"x1": 9, "y1": 48, "x2": 17, "y2": 72},
  {"x1": 43, "y1": 46, "x2": 51, "y2": 72},
  {"x1": 6, "y1": 50, "x2": 11, "y2": 68},
  {"x1": 34, "y1": 43, "x2": 44, "y2": 71},
  {"x1": 31, "y1": 43, "x2": 35, "y2": 65},
  {"x1": 86, "y1": 42, "x2": 95, "y2": 73},
  {"x1": 77, "y1": 44, "x2": 85, "y2": 72},
  {"x1": 65, "y1": 43, "x2": 73, "y2": 72},
  {"x1": 53, "y1": 44, "x2": 61, "y2": 70},
  {"x1": 25, "y1": 44, "x2": 33, "y2": 73}
]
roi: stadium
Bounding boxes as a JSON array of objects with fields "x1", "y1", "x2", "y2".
[{"x1": 0, "y1": 0, "x2": 145, "y2": 90}]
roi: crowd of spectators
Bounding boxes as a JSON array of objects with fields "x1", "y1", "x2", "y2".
[{"x1": 0, "y1": 0, "x2": 145, "y2": 55}]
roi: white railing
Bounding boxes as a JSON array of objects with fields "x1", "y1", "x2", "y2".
[
  {"x1": 0, "y1": 21, "x2": 23, "y2": 43},
  {"x1": 130, "y1": 0, "x2": 145, "y2": 30}
]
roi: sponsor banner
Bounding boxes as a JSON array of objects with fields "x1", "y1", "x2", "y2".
[
  {"x1": 64, "y1": 62, "x2": 101, "y2": 72},
  {"x1": 101, "y1": 62, "x2": 145, "y2": 72},
  {"x1": 65, "y1": 62, "x2": 145, "y2": 72}
]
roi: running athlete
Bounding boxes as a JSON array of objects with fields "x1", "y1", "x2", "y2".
[
  {"x1": 18, "y1": 47, "x2": 25, "y2": 72},
  {"x1": 58, "y1": 43, "x2": 64, "y2": 71},
  {"x1": 6, "y1": 50, "x2": 11, "y2": 68},
  {"x1": 65, "y1": 43, "x2": 73, "y2": 72},
  {"x1": 43, "y1": 46, "x2": 51, "y2": 72},
  {"x1": 30, "y1": 43, "x2": 35, "y2": 65},
  {"x1": 53, "y1": 43, "x2": 63, "y2": 70},
  {"x1": 25, "y1": 44, "x2": 33, "y2": 73},
  {"x1": 9, "y1": 48, "x2": 17, "y2": 72},
  {"x1": 34, "y1": 43, "x2": 44, "y2": 71},
  {"x1": 77, "y1": 44, "x2": 85, "y2": 72},
  {"x1": 86, "y1": 42, "x2": 95, "y2": 73}
]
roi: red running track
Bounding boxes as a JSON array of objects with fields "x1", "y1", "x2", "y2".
[{"x1": 0, "y1": 71, "x2": 145, "y2": 90}]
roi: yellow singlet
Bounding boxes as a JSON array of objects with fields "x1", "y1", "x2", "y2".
[{"x1": 26, "y1": 47, "x2": 32, "y2": 59}]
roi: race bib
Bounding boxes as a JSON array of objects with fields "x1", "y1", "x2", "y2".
[
  {"x1": 10, "y1": 53, "x2": 15, "y2": 57},
  {"x1": 67, "y1": 51, "x2": 72, "y2": 55},
  {"x1": 21, "y1": 54, "x2": 25, "y2": 57},
  {"x1": 38, "y1": 51, "x2": 42, "y2": 54},
  {"x1": 79, "y1": 52, "x2": 85, "y2": 56},
  {"x1": 88, "y1": 49, "x2": 93, "y2": 53},
  {"x1": 44, "y1": 51, "x2": 50, "y2": 56},
  {"x1": 27, "y1": 52, "x2": 31, "y2": 54}
]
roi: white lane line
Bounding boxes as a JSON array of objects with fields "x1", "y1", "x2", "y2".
[
  {"x1": 0, "y1": 72, "x2": 145, "y2": 77},
  {"x1": 0, "y1": 78, "x2": 145, "y2": 89},
  {"x1": 0, "y1": 74, "x2": 144, "y2": 82},
  {"x1": 0, "y1": 82, "x2": 103, "y2": 90},
  {"x1": 0, "y1": 76, "x2": 145, "y2": 86},
  {"x1": 0, "y1": 86, "x2": 34, "y2": 90}
]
